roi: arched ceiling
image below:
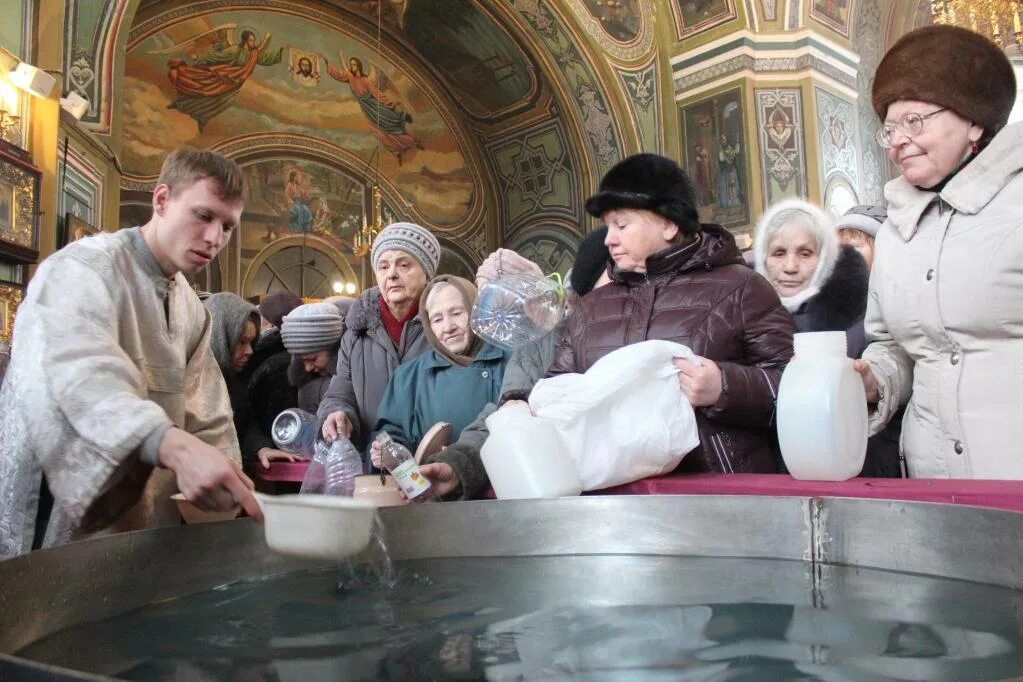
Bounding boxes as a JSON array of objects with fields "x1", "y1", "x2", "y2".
[{"x1": 136, "y1": 0, "x2": 550, "y2": 126}]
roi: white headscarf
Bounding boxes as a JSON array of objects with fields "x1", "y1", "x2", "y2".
[{"x1": 752, "y1": 199, "x2": 838, "y2": 312}]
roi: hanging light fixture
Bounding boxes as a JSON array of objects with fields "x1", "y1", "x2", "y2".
[
  {"x1": 351, "y1": 1, "x2": 386, "y2": 259},
  {"x1": 352, "y1": 184, "x2": 382, "y2": 258},
  {"x1": 931, "y1": 0, "x2": 1023, "y2": 49}
]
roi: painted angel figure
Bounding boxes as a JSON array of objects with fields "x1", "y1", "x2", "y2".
[
  {"x1": 320, "y1": 50, "x2": 424, "y2": 164},
  {"x1": 162, "y1": 25, "x2": 284, "y2": 132}
]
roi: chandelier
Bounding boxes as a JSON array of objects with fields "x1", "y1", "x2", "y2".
[
  {"x1": 931, "y1": 0, "x2": 1023, "y2": 49},
  {"x1": 352, "y1": 184, "x2": 382, "y2": 258}
]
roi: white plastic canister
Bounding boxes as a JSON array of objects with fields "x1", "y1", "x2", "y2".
[
  {"x1": 777, "y1": 331, "x2": 868, "y2": 481},
  {"x1": 481, "y1": 403, "x2": 583, "y2": 499}
]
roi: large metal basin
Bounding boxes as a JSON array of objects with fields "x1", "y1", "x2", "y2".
[{"x1": 1, "y1": 495, "x2": 1022, "y2": 679}]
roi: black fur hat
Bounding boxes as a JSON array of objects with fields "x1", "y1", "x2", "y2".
[{"x1": 585, "y1": 153, "x2": 701, "y2": 236}]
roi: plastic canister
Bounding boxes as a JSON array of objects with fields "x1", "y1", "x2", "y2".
[
  {"x1": 481, "y1": 403, "x2": 582, "y2": 499},
  {"x1": 777, "y1": 331, "x2": 868, "y2": 481}
]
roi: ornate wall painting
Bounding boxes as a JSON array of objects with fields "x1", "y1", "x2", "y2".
[
  {"x1": 237, "y1": 158, "x2": 366, "y2": 290},
  {"x1": 761, "y1": 0, "x2": 779, "y2": 20},
  {"x1": 815, "y1": 88, "x2": 859, "y2": 190},
  {"x1": 755, "y1": 88, "x2": 808, "y2": 204},
  {"x1": 681, "y1": 88, "x2": 750, "y2": 229},
  {"x1": 615, "y1": 58, "x2": 662, "y2": 154},
  {"x1": 579, "y1": 0, "x2": 642, "y2": 42},
  {"x1": 489, "y1": 120, "x2": 578, "y2": 236},
  {"x1": 510, "y1": 0, "x2": 623, "y2": 172},
  {"x1": 0, "y1": 142, "x2": 40, "y2": 264},
  {"x1": 123, "y1": 9, "x2": 475, "y2": 227},
  {"x1": 63, "y1": 0, "x2": 131, "y2": 131},
  {"x1": 508, "y1": 227, "x2": 579, "y2": 277},
  {"x1": 673, "y1": 0, "x2": 737, "y2": 38},
  {"x1": 62, "y1": 215, "x2": 100, "y2": 248},
  {"x1": 852, "y1": 0, "x2": 885, "y2": 202},
  {"x1": 0, "y1": 283, "x2": 23, "y2": 345},
  {"x1": 810, "y1": 0, "x2": 852, "y2": 36}
]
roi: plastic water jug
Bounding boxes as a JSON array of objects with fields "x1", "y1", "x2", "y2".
[
  {"x1": 481, "y1": 403, "x2": 582, "y2": 499},
  {"x1": 471, "y1": 273, "x2": 566, "y2": 351},
  {"x1": 776, "y1": 331, "x2": 868, "y2": 481}
]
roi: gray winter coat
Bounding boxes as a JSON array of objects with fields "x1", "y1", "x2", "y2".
[{"x1": 316, "y1": 287, "x2": 428, "y2": 448}]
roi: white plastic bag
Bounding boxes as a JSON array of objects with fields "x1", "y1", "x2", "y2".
[{"x1": 528, "y1": 340, "x2": 700, "y2": 490}]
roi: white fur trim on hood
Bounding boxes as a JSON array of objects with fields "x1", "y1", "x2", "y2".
[{"x1": 753, "y1": 199, "x2": 838, "y2": 312}]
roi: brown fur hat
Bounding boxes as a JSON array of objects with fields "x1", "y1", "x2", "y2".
[{"x1": 872, "y1": 25, "x2": 1016, "y2": 136}]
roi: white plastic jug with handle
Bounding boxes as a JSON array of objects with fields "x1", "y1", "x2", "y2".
[
  {"x1": 777, "y1": 331, "x2": 868, "y2": 481},
  {"x1": 481, "y1": 403, "x2": 583, "y2": 499}
]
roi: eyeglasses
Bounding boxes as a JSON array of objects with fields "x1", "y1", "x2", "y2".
[{"x1": 875, "y1": 108, "x2": 947, "y2": 148}]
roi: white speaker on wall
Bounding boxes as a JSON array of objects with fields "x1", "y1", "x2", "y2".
[
  {"x1": 8, "y1": 62, "x2": 56, "y2": 99},
  {"x1": 60, "y1": 92, "x2": 89, "y2": 120}
]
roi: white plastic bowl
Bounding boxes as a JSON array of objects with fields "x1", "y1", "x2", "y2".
[{"x1": 255, "y1": 493, "x2": 377, "y2": 560}]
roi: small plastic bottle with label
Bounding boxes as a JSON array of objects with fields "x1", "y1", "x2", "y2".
[{"x1": 375, "y1": 432, "x2": 434, "y2": 503}]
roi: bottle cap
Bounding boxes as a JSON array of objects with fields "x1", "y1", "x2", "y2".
[{"x1": 793, "y1": 331, "x2": 847, "y2": 358}]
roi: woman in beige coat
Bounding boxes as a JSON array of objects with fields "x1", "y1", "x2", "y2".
[{"x1": 857, "y1": 25, "x2": 1022, "y2": 478}]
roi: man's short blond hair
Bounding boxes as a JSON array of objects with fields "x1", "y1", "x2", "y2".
[{"x1": 157, "y1": 147, "x2": 245, "y2": 200}]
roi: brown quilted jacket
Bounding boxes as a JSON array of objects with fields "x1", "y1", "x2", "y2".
[{"x1": 547, "y1": 224, "x2": 794, "y2": 473}]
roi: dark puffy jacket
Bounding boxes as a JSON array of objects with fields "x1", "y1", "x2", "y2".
[{"x1": 547, "y1": 224, "x2": 795, "y2": 473}]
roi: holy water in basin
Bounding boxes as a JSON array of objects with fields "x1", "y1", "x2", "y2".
[
  {"x1": 14, "y1": 555, "x2": 1023, "y2": 679},
  {"x1": 4, "y1": 496, "x2": 1023, "y2": 680}
]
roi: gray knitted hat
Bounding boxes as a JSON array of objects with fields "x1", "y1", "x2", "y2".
[
  {"x1": 281, "y1": 302, "x2": 345, "y2": 354},
  {"x1": 370, "y1": 222, "x2": 441, "y2": 278},
  {"x1": 835, "y1": 204, "x2": 887, "y2": 239}
]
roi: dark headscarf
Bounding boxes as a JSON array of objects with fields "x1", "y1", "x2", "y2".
[{"x1": 419, "y1": 275, "x2": 483, "y2": 367}]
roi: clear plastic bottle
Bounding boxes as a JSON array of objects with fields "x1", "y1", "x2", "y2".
[
  {"x1": 375, "y1": 432, "x2": 434, "y2": 502},
  {"x1": 271, "y1": 408, "x2": 318, "y2": 458},
  {"x1": 322, "y1": 438, "x2": 364, "y2": 496},
  {"x1": 471, "y1": 272, "x2": 566, "y2": 351}
]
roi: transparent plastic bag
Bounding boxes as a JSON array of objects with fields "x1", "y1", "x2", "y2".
[
  {"x1": 300, "y1": 437, "x2": 364, "y2": 496},
  {"x1": 471, "y1": 272, "x2": 566, "y2": 351}
]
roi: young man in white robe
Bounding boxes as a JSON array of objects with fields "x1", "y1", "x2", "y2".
[{"x1": 0, "y1": 147, "x2": 262, "y2": 558}]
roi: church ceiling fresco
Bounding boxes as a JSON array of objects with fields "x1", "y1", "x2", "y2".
[
  {"x1": 673, "y1": 0, "x2": 737, "y2": 38},
  {"x1": 579, "y1": 0, "x2": 642, "y2": 43},
  {"x1": 511, "y1": 0, "x2": 624, "y2": 171},
  {"x1": 394, "y1": 0, "x2": 539, "y2": 120},
  {"x1": 123, "y1": 7, "x2": 476, "y2": 227}
]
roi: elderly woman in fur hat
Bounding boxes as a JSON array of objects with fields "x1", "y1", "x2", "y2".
[
  {"x1": 203, "y1": 293, "x2": 302, "y2": 470},
  {"x1": 546, "y1": 153, "x2": 795, "y2": 474},
  {"x1": 369, "y1": 276, "x2": 512, "y2": 470},
  {"x1": 855, "y1": 25, "x2": 1022, "y2": 479}
]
